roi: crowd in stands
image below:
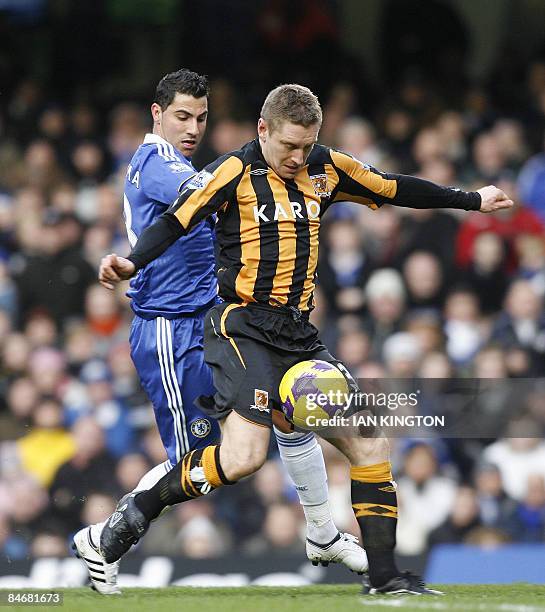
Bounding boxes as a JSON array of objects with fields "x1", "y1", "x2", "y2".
[{"x1": 1, "y1": 58, "x2": 545, "y2": 562}]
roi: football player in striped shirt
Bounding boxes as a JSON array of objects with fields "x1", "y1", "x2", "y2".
[{"x1": 73, "y1": 71, "x2": 367, "y2": 594}]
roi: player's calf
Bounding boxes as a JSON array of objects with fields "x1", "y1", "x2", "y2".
[{"x1": 327, "y1": 435, "x2": 400, "y2": 588}]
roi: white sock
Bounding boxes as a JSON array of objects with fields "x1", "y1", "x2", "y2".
[
  {"x1": 274, "y1": 427, "x2": 338, "y2": 544},
  {"x1": 133, "y1": 459, "x2": 174, "y2": 520},
  {"x1": 89, "y1": 521, "x2": 106, "y2": 549},
  {"x1": 134, "y1": 460, "x2": 172, "y2": 492}
]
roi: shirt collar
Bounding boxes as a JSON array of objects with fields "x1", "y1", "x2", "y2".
[{"x1": 143, "y1": 133, "x2": 192, "y2": 164}]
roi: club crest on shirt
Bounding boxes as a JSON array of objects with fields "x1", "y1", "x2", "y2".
[
  {"x1": 250, "y1": 389, "x2": 270, "y2": 413},
  {"x1": 309, "y1": 173, "x2": 331, "y2": 198}
]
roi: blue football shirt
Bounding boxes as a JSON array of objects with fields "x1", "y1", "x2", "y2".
[{"x1": 124, "y1": 134, "x2": 218, "y2": 317}]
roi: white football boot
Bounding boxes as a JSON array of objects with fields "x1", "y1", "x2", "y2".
[
  {"x1": 306, "y1": 532, "x2": 368, "y2": 574},
  {"x1": 72, "y1": 524, "x2": 121, "y2": 595}
]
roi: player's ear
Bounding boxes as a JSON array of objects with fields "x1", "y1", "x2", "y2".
[
  {"x1": 257, "y1": 118, "x2": 268, "y2": 141},
  {"x1": 151, "y1": 103, "x2": 162, "y2": 125}
]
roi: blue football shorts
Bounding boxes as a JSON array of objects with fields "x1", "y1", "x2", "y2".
[{"x1": 130, "y1": 311, "x2": 221, "y2": 465}]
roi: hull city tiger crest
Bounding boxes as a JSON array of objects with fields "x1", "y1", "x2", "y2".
[
  {"x1": 309, "y1": 173, "x2": 331, "y2": 198},
  {"x1": 250, "y1": 389, "x2": 270, "y2": 413}
]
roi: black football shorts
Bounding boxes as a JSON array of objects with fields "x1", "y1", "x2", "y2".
[{"x1": 200, "y1": 301, "x2": 344, "y2": 427}]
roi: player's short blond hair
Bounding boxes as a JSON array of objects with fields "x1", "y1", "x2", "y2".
[{"x1": 260, "y1": 84, "x2": 322, "y2": 132}]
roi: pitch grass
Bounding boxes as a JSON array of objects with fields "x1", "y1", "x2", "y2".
[{"x1": 2, "y1": 585, "x2": 545, "y2": 612}]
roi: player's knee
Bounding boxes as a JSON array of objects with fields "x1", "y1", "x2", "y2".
[
  {"x1": 333, "y1": 434, "x2": 390, "y2": 465},
  {"x1": 355, "y1": 435, "x2": 390, "y2": 463}
]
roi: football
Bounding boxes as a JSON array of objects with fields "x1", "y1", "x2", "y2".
[{"x1": 279, "y1": 360, "x2": 349, "y2": 429}]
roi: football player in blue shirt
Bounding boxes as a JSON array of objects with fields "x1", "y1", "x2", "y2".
[{"x1": 73, "y1": 69, "x2": 367, "y2": 594}]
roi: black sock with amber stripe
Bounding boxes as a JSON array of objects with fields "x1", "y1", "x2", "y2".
[
  {"x1": 351, "y1": 461, "x2": 399, "y2": 587},
  {"x1": 135, "y1": 445, "x2": 234, "y2": 521}
]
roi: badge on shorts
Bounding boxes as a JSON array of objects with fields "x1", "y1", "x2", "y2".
[
  {"x1": 191, "y1": 418, "x2": 212, "y2": 438},
  {"x1": 309, "y1": 173, "x2": 331, "y2": 198},
  {"x1": 250, "y1": 389, "x2": 270, "y2": 413}
]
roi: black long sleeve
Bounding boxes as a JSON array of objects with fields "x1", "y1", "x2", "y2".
[
  {"x1": 392, "y1": 174, "x2": 481, "y2": 210},
  {"x1": 127, "y1": 213, "x2": 184, "y2": 271}
]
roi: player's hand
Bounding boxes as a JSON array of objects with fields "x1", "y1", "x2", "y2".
[
  {"x1": 476, "y1": 185, "x2": 514, "y2": 213},
  {"x1": 99, "y1": 253, "x2": 136, "y2": 290}
]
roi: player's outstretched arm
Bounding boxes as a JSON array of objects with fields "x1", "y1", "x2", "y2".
[
  {"x1": 99, "y1": 254, "x2": 136, "y2": 290},
  {"x1": 476, "y1": 185, "x2": 514, "y2": 213},
  {"x1": 329, "y1": 150, "x2": 514, "y2": 214}
]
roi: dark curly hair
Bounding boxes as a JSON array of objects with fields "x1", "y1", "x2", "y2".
[{"x1": 154, "y1": 69, "x2": 209, "y2": 110}]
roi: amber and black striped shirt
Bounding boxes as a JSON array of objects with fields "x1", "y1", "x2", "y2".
[{"x1": 128, "y1": 139, "x2": 480, "y2": 311}]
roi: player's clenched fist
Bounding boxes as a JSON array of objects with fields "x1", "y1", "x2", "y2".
[
  {"x1": 476, "y1": 185, "x2": 514, "y2": 213},
  {"x1": 98, "y1": 253, "x2": 136, "y2": 290}
]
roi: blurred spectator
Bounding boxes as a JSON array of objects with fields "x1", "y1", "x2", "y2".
[
  {"x1": 319, "y1": 219, "x2": 371, "y2": 317},
  {"x1": 107, "y1": 103, "x2": 146, "y2": 169},
  {"x1": 84, "y1": 284, "x2": 124, "y2": 341},
  {"x1": 397, "y1": 444, "x2": 457, "y2": 554},
  {"x1": 15, "y1": 398, "x2": 75, "y2": 488},
  {"x1": 443, "y1": 289, "x2": 485, "y2": 366},
  {"x1": 492, "y1": 120, "x2": 528, "y2": 171},
  {"x1": 179, "y1": 514, "x2": 230, "y2": 558},
  {"x1": 24, "y1": 312, "x2": 58, "y2": 349},
  {"x1": 336, "y1": 325, "x2": 371, "y2": 372},
  {"x1": 482, "y1": 421, "x2": 545, "y2": 501},
  {"x1": 30, "y1": 532, "x2": 68, "y2": 558},
  {"x1": 491, "y1": 280, "x2": 545, "y2": 374},
  {"x1": 363, "y1": 269, "x2": 405, "y2": 359},
  {"x1": 412, "y1": 127, "x2": 446, "y2": 168},
  {"x1": 28, "y1": 348, "x2": 66, "y2": 397},
  {"x1": 64, "y1": 322, "x2": 98, "y2": 377},
  {"x1": 115, "y1": 453, "x2": 150, "y2": 494},
  {"x1": 80, "y1": 493, "x2": 117, "y2": 527},
  {"x1": 458, "y1": 232, "x2": 508, "y2": 314},
  {"x1": 511, "y1": 475, "x2": 545, "y2": 542},
  {"x1": 336, "y1": 117, "x2": 386, "y2": 168},
  {"x1": 402, "y1": 251, "x2": 445, "y2": 313},
  {"x1": 418, "y1": 351, "x2": 452, "y2": 379},
  {"x1": 471, "y1": 132, "x2": 507, "y2": 182},
  {"x1": 64, "y1": 359, "x2": 135, "y2": 457},
  {"x1": 1, "y1": 333, "x2": 31, "y2": 378},
  {"x1": 398, "y1": 209, "x2": 460, "y2": 274},
  {"x1": 13, "y1": 210, "x2": 96, "y2": 328},
  {"x1": 3, "y1": 377, "x2": 38, "y2": 439},
  {"x1": 404, "y1": 312, "x2": 444, "y2": 356},
  {"x1": 428, "y1": 486, "x2": 482, "y2": 547},
  {"x1": 382, "y1": 332, "x2": 422, "y2": 377},
  {"x1": 246, "y1": 502, "x2": 304, "y2": 555},
  {"x1": 473, "y1": 463, "x2": 518, "y2": 534},
  {"x1": 2, "y1": 476, "x2": 50, "y2": 560},
  {"x1": 49, "y1": 416, "x2": 118, "y2": 535},
  {"x1": 70, "y1": 141, "x2": 108, "y2": 184},
  {"x1": 358, "y1": 207, "x2": 403, "y2": 269},
  {"x1": 435, "y1": 111, "x2": 467, "y2": 165},
  {"x1": 143, "y1": 500, "x2": 230, "y2": 558},
  {"x1": 455, "y1": 180, "x2": 544, "y2": 270},
  {"x1": 209, "y1": 119, "x2": 255, "y2": 158}
]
